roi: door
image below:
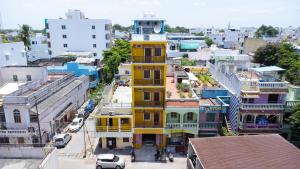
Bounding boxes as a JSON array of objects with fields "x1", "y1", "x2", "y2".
[
  {"x1": 144, "y1": 48, "x2": 152, "y2": 63},
  {"x1": 108, "y1": 118, "x2": 113, "y2": 126},
  {"x1": 154, "y1": 92, "x2": 160, "y2": 105},
  {"x1": 154, "y1": 70, "x2": 161, "y2": 85},
  {"x1": 154, "y1": 112, "x2": 160, "y2": 126}
]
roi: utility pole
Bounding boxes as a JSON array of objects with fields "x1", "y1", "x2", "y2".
[
  {"x1": 83, "y1": 124, "x2": 87, "y2": 158},
  {"x1": 34, "y1": 96, "x2": 43, "y2": 145}
]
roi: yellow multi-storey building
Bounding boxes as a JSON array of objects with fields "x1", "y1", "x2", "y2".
[{"x1": 131, "y1": 40, "x2": 167, "y2": 148}]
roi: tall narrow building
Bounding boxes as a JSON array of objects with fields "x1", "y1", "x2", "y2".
[{"x1": 131, "y1": 14, "x2": 167, "y2": 148}]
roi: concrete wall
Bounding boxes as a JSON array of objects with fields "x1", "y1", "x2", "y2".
[
  {"x1": 0, "y1": 66, "x2": 48, "y2": 83},
  {"x1": 0, "y1": 42, "x2": 27, "y2": 67}
]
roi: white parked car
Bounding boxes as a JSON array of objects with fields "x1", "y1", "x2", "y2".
[
  {"x1": 53, "y1": 133, "x2": 72, "y2": 148},
  {"x1": 69, "y1": 117, "x2": 84, "y2": 132},
  {"x1": 96, "y1": 154, "x2": 125, "y2": 169}
]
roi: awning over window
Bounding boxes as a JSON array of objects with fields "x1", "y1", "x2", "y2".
[{"x1": 180, "y1": 42, "x2": 199, "y2": 50}]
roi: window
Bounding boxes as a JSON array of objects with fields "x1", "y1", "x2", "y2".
[
  {"x1": 93, "y1": 53, "x2": 97, "y2": 57},
  {"x1": 121, "y1": 118, "x2": 129, "y2": 124},
  {"x1": 17, "y1": 137, "x2": 25, "y2": 144},
  {"x1": 105, "y1": 33, "x2": 110, "y2": 40},
  {"x1": 93, "y1": 44, "x2": 97, "y2": 48},
  {"x1": 62, "y1": 34, "x2": 67, "y2": 38},
  {"x1": 47, "y1": 33, "x2": 50, "y2": 39},
  {"x1": 144, "y1": 92, "x2": 150, "y2": 101},
  {"x1": 13, "y1": 109, "x2": 21, "y2": 123},
  {"x1": 92, "y1": 35, "x2": 96, "y2": 39},
  {"x1": 30, "y1": 112, "x2": 38, "y2": 123},
  {"x1": 48, "y1": 42, "x2": 51, "y2": 48},
  {"x1": 123, "y1": 138, "x2": 129, "y2": 142},
  {"x1": 125, "y1": 70, "x2": 130, "y2": 74},
  {"x1": 32, "y1": 41, "x2": 35, "y2": 45},
  {"x1": 0, "y1": 111, "x2": 5, "y2": 122},
  {"x1": 92, "y1": 25, "x2": 95, "y2": 29},
  {"x1": 105, "y1": 24, "x2": 111, "y2": 31},
  {"x1": 206, "y1": 113, "x2": 215, "y2": 122},
  {"x1": 63, "y1": 44, "x2": 68, "y2": 48},
  {"x1": 13, "y1": 75, "x2": 18, "y2": 82},
  {"x1": 154, "y1": 47, "x2": 162, "y2": 56},
  {"x1": 143, "y1": 69, "x2": 150, "y2": 79},
  {"x1": 61, "y1": 25, "x2": 66, "y2": 29},
  {"x1": 48, "y1": 50, "x2": 52, "y2": 55},
  {"x1": 171, "y1": 112, "x2": 177, "y2": 118},
  {"x1": 268, "y1": 94, "x2": 279, "y2": 103},
  {"x1": 144, "y1": 112, "x2": 151, "y2": 120},
  {"x1": 26, "y1": 75, "x2": 32, "y2": 81},
  {"x1": 106, "y1": 43, "x2": 110, "y2": 48},
  {"x1": 187, "y1": 112, "x2": 193, "y2": 121},
  {"x1": 0, "y1": 137, "x2": 9, "y2": 144}
]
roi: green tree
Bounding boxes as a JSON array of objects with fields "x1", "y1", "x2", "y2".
[
  {"x1": 112, "y1": 24, "x2": 133, "y2": 33},
  {"x1": 194, "y1": 32, "x2": 204, "y2": 36},
  {"x1": 205, "y1": 37, "x2": 214, "y2": 47},
  {"x1": 289, "y1": 104, "x2": 300, "y2": 131},
  {"x1": 164, "y1": 24, "x2": 189, "y2": 33},
  {"x1": 254, "y1": 43, "x2": 300, "y2": 85},
  {"x1": 102, "y1": 39, "x2": 131, "y2": 82},
  {"x1": 18, "y1": 24, "x2": 32, "y2": 50},
  {"x1": 255, "y1": 25, "x2": 279, "y2": 38}
]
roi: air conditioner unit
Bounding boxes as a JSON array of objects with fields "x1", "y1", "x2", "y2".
[{"x1": 136, "y1": 44, "x2": 142, "y2": 48}]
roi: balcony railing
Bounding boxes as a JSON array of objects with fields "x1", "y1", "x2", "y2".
[
  {"x1": 166, "y1": 123, "x2": 198, "y2": 129},
  {"x1": 199, "y1": 122, "x2": 219, "y2": 129},
  {"x1": 134, "y1": 101, "x2": 164, "y2": 107},
  {"x1": 135, "y1": 122, "x2": 163, "y2": 128},
  {"x1": 96, "y1": 126, "x2": 132, "y2": 132},
  {"x1": 259, "y1": 82, "x2": 288, "y2": 89},
  {"x1": 285, "y1": 100, "x2": 300, "y2": 112},
  {"x1": 240, "y1": 103, "x2": 284, "y2": 110},
  {"x1": 134, "y1": 79, "x2": 164, "y2": 86},
  {"x1": 240, "y1": 123, "x2": 282, "y2": 130},
  {"x1": 131, "y1": 56, "x2": 165, "y2": 63},
  {"x1": 0, "y1": 129, "x2": 30, "y2": 137}
]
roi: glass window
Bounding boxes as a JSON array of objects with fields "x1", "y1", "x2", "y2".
[
  {"x1": 63, "y1": 44, "x2": 68, "y2": 48},
  {"x1": 105, "y1": 24, "x2": 111, "y2": 31},
  {"x1": 154, "y1": 47, "x2": 162, "y2": 56},
  {"x1": 0, "y1": 137, "x2": 9, "y2": 144},
  {"x1": 61, "y1": 25, "x2": 66, "y2": 29},
  {"x1": 62, "y1": 34, "x2": 67, "y2": 38},
  {"x1": 144, "y1": 112, "x2": 151, "y2": 120},
  {"x1": 144, "y1": 92, "x2": 150, "y2": 101},
  {"x1": 171, "y1": 112, "x2": 177, "y2": 118},
  {"x1": 105, "y1": 34, "x2": 110, "y2": 40},
  {"x1": 144, "y1": 69, "x2": 150, "y2": 79},
  {"x1": 93, "y1": 44, "x2": 97, "y2": 48},
  {"x1": 92, "y1": 25, "x2": 95, "y2": 29},
  {"x1": 187, "y1": 112, "x2": 193, "y2": 121},
  {"x1": 13, "y1": 109, "x2": 21, "y2": 123},
  {"x1": 30, "y1": 111, "x2": 38, "y2": 123},
  {"x1": 0, "y1": 110, "x2": 5, "y2": 122},
  {"x1": 121, "y1": 118, "x2": 129, "y2": 124},
  {"x1": 206, "y1": 113, "x2": 215, "y2": 122},
  {"x1": 92, "y1": 35, "x2": 96, "y2": 39},
  {"x1": 13, "y1": 75, "x2": 18, "y2": 82},
  {"x1": 93, "y1": 53, "x2": 97, "y2": 57},
  {"x1": 26, "y1": 75, "x2": 32, "y2": 81},
  {"x1": 123, "y1": 138, "x2": 129, "y2": 142}
]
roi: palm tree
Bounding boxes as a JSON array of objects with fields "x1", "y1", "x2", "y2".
[{"x1": 18, "y1": 24, "x2": 32, "y2": 50}]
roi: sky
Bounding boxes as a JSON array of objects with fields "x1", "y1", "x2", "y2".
[{"x1": 0, "y1": 0, "x2": 299, "y2": 29}]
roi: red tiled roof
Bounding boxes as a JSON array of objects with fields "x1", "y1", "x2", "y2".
[
  {"x1": 166, "y1": 101, "x2": 199, "y2": 107},
  {"x1": 190, "y1": 134, "x2": 300, "y2": 169}
]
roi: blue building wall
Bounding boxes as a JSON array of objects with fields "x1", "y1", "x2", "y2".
[
  {"x1": 201, "y1": 89, "x2": 228, "y2": 99},
  {"x1": 200, "y1": 89, "x2": 230, "y2": 114},
  {"x1": 47, "y1": 62, "x2": 99, "y2": 88}
]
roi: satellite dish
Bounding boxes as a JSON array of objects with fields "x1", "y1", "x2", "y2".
[{"x1": 154, "y1": 24, "x2": 161, "y2": 33}]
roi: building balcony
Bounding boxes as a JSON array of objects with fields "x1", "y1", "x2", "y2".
[
  {"x1": 131, "y1": 56, "x2": 165, "y2": 63},
  {"x1": 134, "y1": 101, "x2": 164, "y2": 107},
  {"x1": 96, "y1": 126, "x2": 132, "y2": 132},
  {"x1": 0, "y1": 129, "x2": 31, "y2": 137},
  {"x1": 131, "y1": 34, "x2": 167, "y2": 41},
  {"x1": 240, "y1": 103, "x2": 284, "y2": 110},
  {"x1": 199, "y1": 122, "x2": 219, "y2": 130},
  {"x1": 259, "y1": 82, "x2": 289, "y2": 89},
  {"x1": 239, "y1": 123, "x2": 282, "y2": 130},
  {"x1": 135, "y1": 122, "x2": 163, "y2": 128},
  {"x1": 166, "y1": 123, "x2": 198, "y2": 129},
  {"x1": 134, "y1": 79, "x2": 164, "y2": 86},
  {"x1": 284, "y1": 100, "x2": 300, "y2": 112}
]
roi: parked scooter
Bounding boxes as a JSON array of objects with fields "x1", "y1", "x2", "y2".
[
  {"x1": 131, "y1": 148, "x2": 136, "y2": 162},
  {"x1": 155, "y1": 149, "x2": 161, "y2": 161},
  {"x1": 166, "y1": 149, "x2": 174, "y2": 162}
]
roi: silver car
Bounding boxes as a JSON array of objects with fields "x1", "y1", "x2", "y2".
[
  {"x1": 53, "y1": 133, "x2": 72, "y2": 148},
  {"x1": 96, "y1": 154, "x2": 125, "y2": 169}
]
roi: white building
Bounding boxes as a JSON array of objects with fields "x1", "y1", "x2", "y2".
[
  {"x1": 0, "y1": 66, "x2": 89, "y2": 144},
  {"x1": 45, "y1": 9, "x2": 112, "y2": 59},
  {"x1": 0, "y1": 42, "x2": 27, "y2": 67},
  {"x1": 28, "y1": 33, "x2": 50, "y2": 62}
]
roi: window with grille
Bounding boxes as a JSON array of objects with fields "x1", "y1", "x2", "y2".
[{"x1": 13, "y1": 109, "x2": 21, "y2": 123}]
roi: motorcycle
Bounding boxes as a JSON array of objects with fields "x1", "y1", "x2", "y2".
[
  {"x1": 131, "y1": 148, "x2": 136, "y2": 162},
  {"x1": 155, "y1": 149, "x2": 161, "y2": 161},
  {"x1": 166, "y1": 149, "x2": 174, "y2": 162}
]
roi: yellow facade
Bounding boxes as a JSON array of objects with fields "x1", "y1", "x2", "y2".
[
  {"x1": 131, "y1": 41, "x2": 167, "y2": 148},
  {"x1": 96, "y1": 116, "x2": 132, "y2": 132}
]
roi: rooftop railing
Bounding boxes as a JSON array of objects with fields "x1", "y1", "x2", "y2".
[{"x1": 240, "y1": 103, "x2": 285, "y2": 110}]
